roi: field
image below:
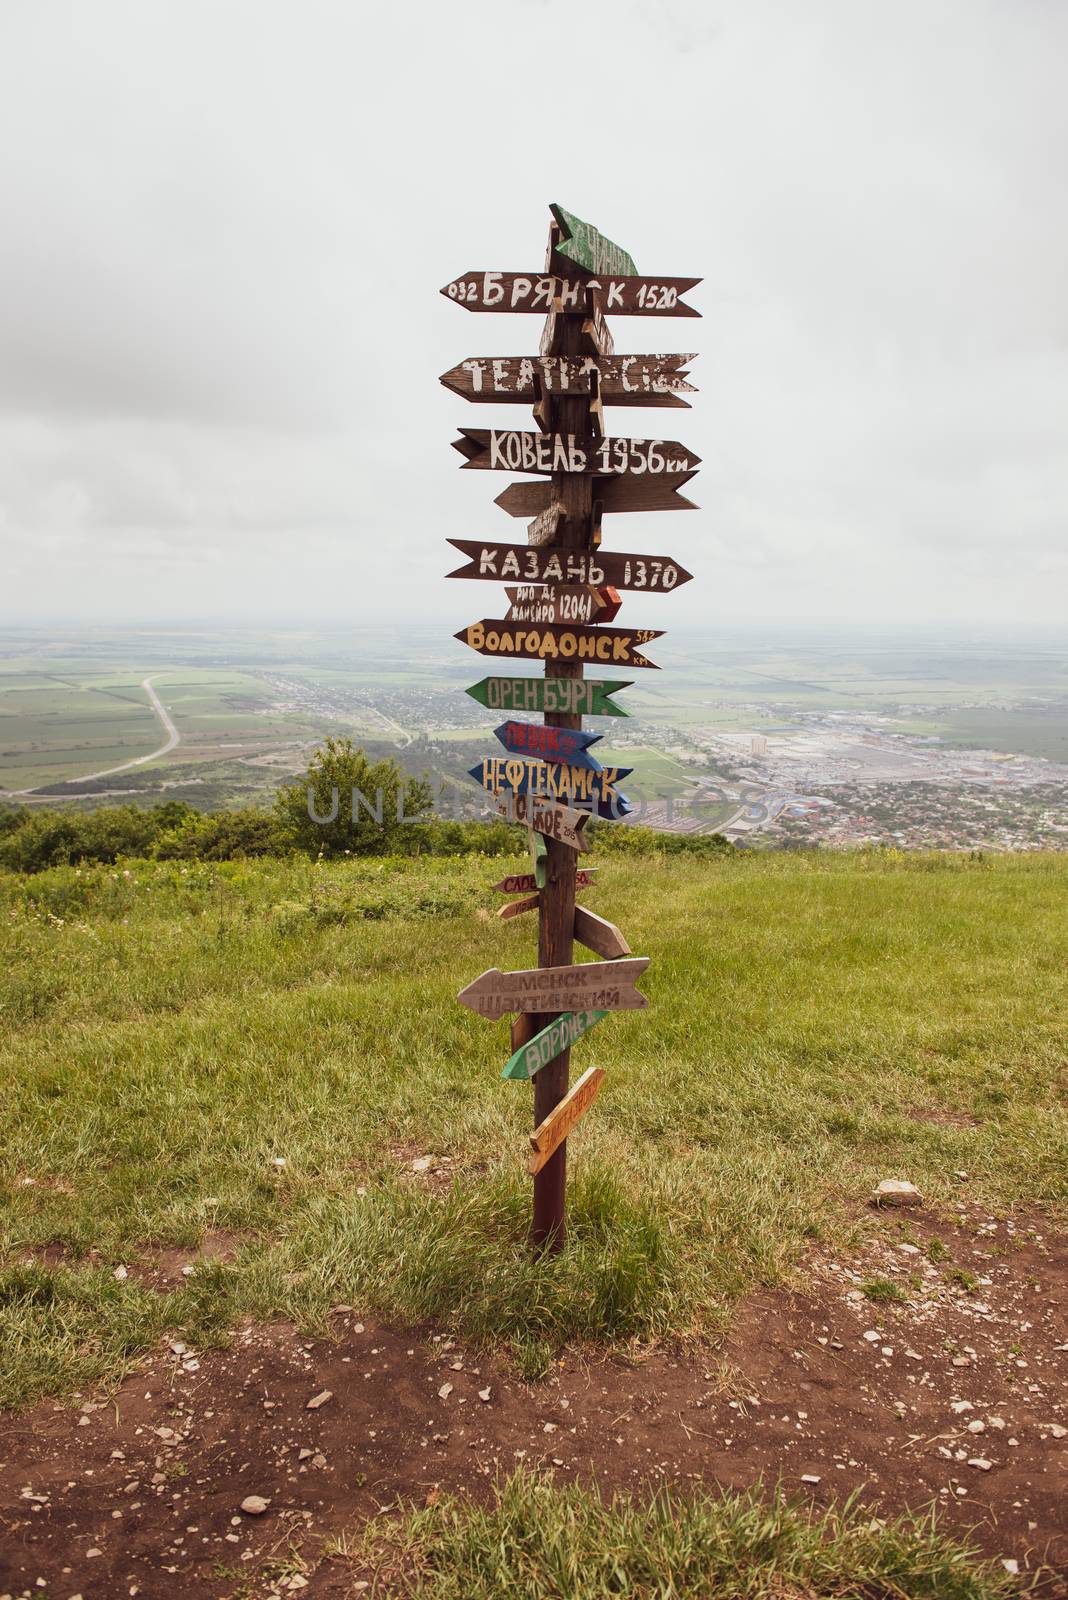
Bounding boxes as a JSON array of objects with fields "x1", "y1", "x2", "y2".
[
  {"x1": 1, "y1": 848, "x2": 1066, "y2": 1595},
  {"x1": 3, "y1": 627, "x2": 1068, "y2": 820}
]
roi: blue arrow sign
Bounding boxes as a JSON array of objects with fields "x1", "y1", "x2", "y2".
[
  {"x1": 469, "y1": 756, "x2": 633, "y2": 818},
  {"x1": 493, "y1": 720, "x2": 603, "y2": 771}
]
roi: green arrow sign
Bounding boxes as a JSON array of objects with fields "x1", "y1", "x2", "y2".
[
  {"x1": 550, "y1": 204, "x2": 637, "y2": 278},
  {"x1": 465, "y1": 676, "x2": 631, "y2": 718},
  {"x1": 502, "y1": 1008, "x2": 608, "y2": 1081}
]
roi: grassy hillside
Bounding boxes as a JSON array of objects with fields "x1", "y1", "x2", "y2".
[{"x1": 2, "y1": 848, "x2": 1066, "y2": 1407}]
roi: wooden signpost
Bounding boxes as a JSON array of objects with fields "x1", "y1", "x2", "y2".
[
  {"x1": 454, "y1": 429, "x2": 700, "y2": 476},
  {"x1": 448, "y1": 540, "x2": 693, "y2": 593},
  {"x1": 574, "y1": 905, "x2": 631, "y2": 960},
  {"x1": 528, "y1": 1067, "x2": 605, "y2": 1175},
  {"x1": 494, "y1": 720, "x2": 603, "y2": 767},
  {"x1": 492, "y1": 792, "x2": 591, "y2": 852},
  {"x1": 504, "y1": 584, "x2": 606, "y2": 625},
  {"x1": 466, "y1": 676, "x2": 631, "y2": 716},
  {"x1": 492, "y1": 868, "x2": 597, "y2": 895},
  {"x1": 445, "y1": 205, "x2": 699, "y2": 1250},
  {"x1": 456, "y1": 958, "x2": 650, "y2": 1019},
  {"x1": 442, "y1": 271, "x2": 700, "y2": 317},
  {"x1": 502, "y1": 1008, "x2": 607, "y2": 1081},
  {"x1": 469, "y1": 757, "x2": 633, "y2": 815},
  {"x1": 440, "y1": 354, "x2": 696, "y2": 407},
  {"x1": 494, "y1": 474, "x2": 699, "y2": 517},
  {"x1": 455, "y1": 619, "x2": 663, "y2": 670},
  {"x1": 550, "y1": 203, "x2": 637, "y2": 277}
]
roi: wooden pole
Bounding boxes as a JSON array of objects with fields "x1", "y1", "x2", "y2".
[{"x1": 531, "y1": 236, "x2": 595, "y2": 1253}]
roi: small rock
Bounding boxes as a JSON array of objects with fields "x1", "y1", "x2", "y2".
[
  {"x1": 113, "y1": 1265, "x2": 128, "y2": 1281},
  {"x1": 863, "y1": 1331, "x2": 881, "y2": 1343},
  {"x1": 801, "y1": 1474, "x2": 821, "y2": 1484},
  {"x1": 1002, "y1": 1559, "x2": 1020, "y2": 1575},
  {"x1": 870, "y1": 1179, "x2": 922, "y2": 1208},
  {"x1": 966, "y1": 1420, "x2": 985, "y2": 1434},
  {"x1": 543, "y1": 1422, "x2": 557, "y2": 1434},
  {"x1": 297, "y1": 1448, "x2": 314, "y2": 1461},
  {"x1": 950, "y1": 1401, "x2": 973, "y2": 1414},
  {"x1": 951, "y1": 1356, "x2": 971, "y2": 1367},
  {"x1": 306, "y1": 1390, "x2": 332, "y2": 1410},
  {"x1": 1048, "y1": 1423, "x2": 1066, "y2": 1439},
  {"x1": 478, "y1": 1388, "x2": 491, "y2": 1403},
  {"x1": 967, "y1": 1458, "x2": 993, "y2": 1471},
  {"x1": 438, "y1": 1383, "x2": 453, "y2": 1400},
  {"x1": 240, "y1": 1495, "x2": 270, "y2": 1515},
  {"x1": 411, "y1": 1156, "x2": 436, "y2": 1173}
]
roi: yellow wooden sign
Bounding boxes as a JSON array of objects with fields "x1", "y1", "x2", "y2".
[{"x1": 528, "y1": 1065, "x2": 605, "y2": 1174}]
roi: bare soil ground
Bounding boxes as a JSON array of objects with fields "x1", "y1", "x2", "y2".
[{"x1": 2, "y1": 1205, "x2": 1065, "y2": 1599}]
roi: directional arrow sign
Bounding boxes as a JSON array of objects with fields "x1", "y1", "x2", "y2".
[
  {"x1": 447, "y1": 540, "x2": 693, "y2": 594},
  {"x1": 574, "y1": 905, "x2": 631, "y2": 960},
  {"x1": 527, "y1": 500, "x2": 566, "y2": 548},
  {"x1": 492, "y1": 793, "x2": 591, "y2": 852},
  {"x1": 439, "y1": 354, "x2": 696, "y2": 408},
  {"x1": 470, "y1": 757, "x2": 633, "y2": 817},
  {"x1": 505, "y1": 584, "x2": 605, "y2": 626},
  {"x1": 528, "y1": 1066, "x2": 606, "y2": 1175},
  {"x1": 550, "y1": 203, "x2": 637, "y2": 277},
  {"x1": 491, "y1": 868, "x2": 598, "y2": 895},
  {"x1": 441, "y1": 271, "x2": 700, "y2": 317},
  {"x1": 530, "y1": 1062, "x2": 604, "y2": 1177},
  {"x1": 454, "y1": 429, "x2": 700, "y2": 476},
  {"x1": 497, "y1": 892, "x2": 540, "y2": 922},
  {"x1": 456, "y1": 619, "x2": 662, "y2": 670},
  {"x1": 494, "y1": 473, "x2": 699, "y2": 518},
  {"x1": 466, "y1": 676, "x2": 632, "y2": 717},
  {"x1": 502, "y1": 1007, "x2": 608, "y2": 1082},
  {"x1": 456, "y1": 957, "x2": 650, "y2": 1018},
  {"x1": 494, "y1": 720, "x2": 603, "y2": 768}
]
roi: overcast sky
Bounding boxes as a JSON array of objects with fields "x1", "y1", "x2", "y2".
[{"x1": 0, "y1": 0, "x2": 1065, "y2": 630}]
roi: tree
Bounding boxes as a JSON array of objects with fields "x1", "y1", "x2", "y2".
[{"x1": 274, "y1": 738, "x2": 433, "y2": 857}]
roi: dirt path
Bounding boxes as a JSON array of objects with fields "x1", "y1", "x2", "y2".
[
  {"x1": 2, "y1": 1206, "x2": 1065, "y2": 1597},
  {"x1": 1, "y1": 674, "x2": 180, "y2": 798}
]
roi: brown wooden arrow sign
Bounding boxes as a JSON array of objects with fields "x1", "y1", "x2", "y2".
[
  {"x1": 492, "y1": 869, "x2": 598, "y2": 895},
  {"x1": 494, "y1": 473, "x2": 699, "y2": 518},
  {"x1": 574, "y1": 905, "x2": 631, "y2": 960},
  {"x1": 446, "y1": 539, "x2": 693, "y2": 593},
  {"x1": 505, "y1": 584, "x2": 605, "y2": 625},
  {"x1": 454, "y1": 429, "x2": 700, "y2": 477},
  {"x1": 456, "y1": 619, "x2": 663, "y2": 670},
  {"x1": 497, "y1": 892, "x2": 540, "y2": 921},
  {"x1": 442, "y1": 271, "x2": 700, "y2": 317},
  {"x1": 440, "y1": 354, "x2": 696, "y2": 408},
  {"x1": 492, "y1": 792, "x2": 591, "y2": 852},
  {"x1": 456, "y1": 957, "x2": 650, "y2": 1018}
]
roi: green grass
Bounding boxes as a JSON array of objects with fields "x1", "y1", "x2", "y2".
[
  {"x1": 351, "y1": 1470, "x2": 1017, "y2": 1598},
  {"x1": 1, "y1": 848, "x2": 1067, "y2": 1406}
]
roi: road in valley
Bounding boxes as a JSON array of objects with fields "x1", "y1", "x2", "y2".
[{"x1": 2, "y1": 674, "x2": 180, "y2": 796}]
